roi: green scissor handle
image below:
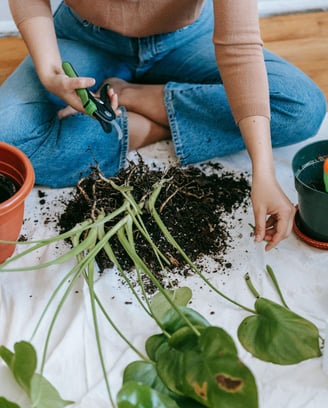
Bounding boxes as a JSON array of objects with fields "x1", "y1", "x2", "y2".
[{"x1": 62, "y1": 61, "x2": 97, "y2": 116}]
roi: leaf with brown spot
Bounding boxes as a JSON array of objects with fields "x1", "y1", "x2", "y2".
[
  {"x1": 192, "y1": 381, "x2": 208, "y2": 399},
  {"x1": 216, "y1": 374, "x2": 243, "y2": 393},
  {"x1": 157, "y1": 326, "x2": 258, "y2": 407}
]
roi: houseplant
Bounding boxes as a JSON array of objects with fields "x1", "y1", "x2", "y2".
[
  {"x1": 292, "y1": 140, "x2": 328, "y2": 247},
  {"x1": 0, "y1": 162, "x2": 322, "y2": 407},
  {"x1": 0, "y1": 142, "x2": 35, "y2": 263}
]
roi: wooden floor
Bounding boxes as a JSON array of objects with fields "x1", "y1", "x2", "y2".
[
  {"x1": 1, "y1": 11, "x2": 328, "y2": 101},
  {"x1": 259, "y1": 11, "x2": 328, "y2": 101}
]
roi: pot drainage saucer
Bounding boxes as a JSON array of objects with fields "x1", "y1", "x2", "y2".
[{"x1": 293, "y1": 207, "x2": 328, "y2": 250}]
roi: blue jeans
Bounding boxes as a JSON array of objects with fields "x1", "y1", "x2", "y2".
[{"x1": 0, "y1": 0, "x2": 326, "y2": 187}]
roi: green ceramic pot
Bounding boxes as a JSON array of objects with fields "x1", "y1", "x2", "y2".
[{"x1": 292, "y1": 140, "x2": 328, "y2": 242}]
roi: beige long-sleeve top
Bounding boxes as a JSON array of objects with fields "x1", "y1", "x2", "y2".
[{"x1": 9, "y1": 0, "x2": 270, "y2": 124}]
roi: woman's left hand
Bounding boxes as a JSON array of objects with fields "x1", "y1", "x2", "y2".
[{"x1": 251, "y1": 172, "x2": 296, "y2": 250}]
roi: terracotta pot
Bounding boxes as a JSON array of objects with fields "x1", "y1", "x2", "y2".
[
  {"x1": 292, "y1": 140, "x2": 328, "y2": 244},
  {"x1": 0, "y1": 142, "x2": 35, "y2": 263}
]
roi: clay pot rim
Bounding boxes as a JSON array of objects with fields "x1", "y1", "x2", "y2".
[{"x1": 0, "y1": 142, "x2": 35, "y2": 215}]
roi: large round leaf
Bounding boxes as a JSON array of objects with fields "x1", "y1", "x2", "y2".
[
  {"x1": 168, "y1": 326, "x2": 204, "y2": 352},
  {"x1": 198, "y1": 326, "x2": 238, "y2": 359},
  {"x1": 158, "y1": 327, "x2": 258, "y2": 408},
  {"x1": 117, "y1": 381, "x2": 180, "y2": 408},
  {"x1": 151, "y1": 287, "x2": 193, "y2": 322},
  {"x1": 161, "y1": 307, "x2": 210, "y2": 334},
  {"x1": 146, "y1": 334, "x2": 170, "y2": 362},
  {"x1": 31, "y1": 374, "x2": 73, "y2": 408},
  {"x1": 238, "y1": 297, "x2": 321, "y2": 364},
  {"x1": 157, "y1": 348, "x2": 186, "y2": 396},
  {"x1": 0, "y1": 341, "x2": 37, "y2": 395},
  {"x1": 122, "y1": 361, "x2": 205, "y2": 408},
  {"x1": 123, "y1": 360, "x2": 173, "y2": 396}
]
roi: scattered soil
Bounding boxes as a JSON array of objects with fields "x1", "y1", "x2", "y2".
[{"x1": 57, "y1": 158, "x2": 251, "y2": 292}]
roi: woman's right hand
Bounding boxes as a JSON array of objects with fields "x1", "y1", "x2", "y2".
[
  {"x1": 13, "y1": 13, "x2": 96, "y2": 114},
  {"x1": 56, "y1": 78, "x2": 122, "y2": 120},
  {"x1": 43, "y1": 70, "x2": 96, "y2": 116}
]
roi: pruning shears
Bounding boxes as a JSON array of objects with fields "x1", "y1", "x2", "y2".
[{"x1": 62, "y1": 61, "x2": 116, "y2": 133}]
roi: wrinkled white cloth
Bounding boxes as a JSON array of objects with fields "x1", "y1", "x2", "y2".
[{"x1": 1, "y1": 116, "x2": 328, "y2": 408}]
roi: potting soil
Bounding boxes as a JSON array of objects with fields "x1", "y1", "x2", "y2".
[{"x1": 58, "y1": 159, "x2": 251, "y2": 292}]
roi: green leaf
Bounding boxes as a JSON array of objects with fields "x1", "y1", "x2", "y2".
[
  {"x1": 197, "y1": 326, "x2": 238, "y2": 359},
  {"x1": 13, "y1": 342, "x2": 37, "y2": 394},
  {"x1": 238, "y1": 297, "x2": 322, "y2": 364},
  {"x1": 168, "y1": 326, "x2": 237, "y2": 356},
  {"x1": 158, "y1": 327, "x2": 258, "y2": 408},
  {"x1": 151, "y1": 287, "x2": 192, "y2": 322},
  {"x1": 123, "y1": 361, "x2": 172, "y2": 396},
  {"x1": 0, "y1": 343, "x2": 72, "y2": 407},
  {"x1": 161, "y1": 307, "x2": 210, "y2": 334},
  {"x1": 181, "y1": 350, "x2": 257, "y2": 407},
  {"x1": 146, "y1": 334, "x2": 170, "y2": 362},
  {"x1": 31, "y1": 374, "x2": 74, "y2": 408},
  {"x1": 168, "y1": 326, "x2": 201, "y2": 352},
  {"x1": 0, "y1": 342, "x2": 37, "y2": 395},
  {"x1": 0, "y1": 397, "x2": 21, "y2": 408},
  {"x1": 0, "y1": 346, "x2": 14, "y2": 368},
  {"x1": 157, "y1": 348, "x2": 186, "y2": 396},
  {"x1": 122, "y1": 361, "x2": 205, "y2": 408},
  {"x1": 117, "y1": 381, "x2": 180, "y2": 408}
]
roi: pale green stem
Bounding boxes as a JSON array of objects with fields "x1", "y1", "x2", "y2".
[
  {"x1": 84, "y1": 256, "x2": 115, "y2": 407},
  {"x1": 266, "y1": 264, "x2": 289, "y2": 309},
  {"x1": 0, "y1": 204, "x2": 128, "y2": 272},
  {"x1": 0, "y1": 220, "x2": 93, "y2": 269},
  {"x1": 148, "y1": 180, "x2": 256, "y2": 314},
  {"x1": 111, "y1": 180, "x2": 171, "y2": 270},
  {"x1": 97, "y1": 220, "x2": 152, "y2": 317},
  {"x1": 123, "y1": 220, "x2": 154, "y2": 316},
  {"x1": 82, "y1": 215, "x2": 150, "y2": 362},
  {"x1": 126, "y1": 205, "x2": 174, "y2": 286},
  {"x1": 39, "y1": 229, "x2": 97, "y2": 373},
  {"x1": 117, "y1": 227, "x2": 200, "y2": 336},
  {"x1": 244, "y1": 273, "x2": 261, "y2": 299},
  {"x1": 30, "y1": 266, "x2": 80, "y2": 342},
  {"x1": 93, "y1": 291, "x2": 149, "y2": 361},
  {"x1": 30, "y1": 225, "x2": 99, "y2": 342}
]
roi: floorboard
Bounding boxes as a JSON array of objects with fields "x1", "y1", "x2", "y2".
[{"x1": 0, "y1": 11, "x2": 328, "y2": 101}]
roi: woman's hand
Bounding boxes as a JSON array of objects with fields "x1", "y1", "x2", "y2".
[
  {"x1": 251, "y1": 171, "x2": 296, "y2": 250},
  {"x1": 45, "y1": 71, "x2": 96, "y2": 116},
  {"x1": 57, "y1": 78, "x2": 121, "y2": 120},
  {"x1": 238, "y1": 115, "x2": 296, "y2": 250}
]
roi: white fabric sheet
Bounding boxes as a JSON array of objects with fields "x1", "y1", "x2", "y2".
[{"x1": 1, "y1": 116, "x2": 328, "y2": 408}]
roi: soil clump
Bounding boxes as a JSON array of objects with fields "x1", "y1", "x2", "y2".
[{"x1": 58, "y1": 159, "x2": 251, "y2": 290}]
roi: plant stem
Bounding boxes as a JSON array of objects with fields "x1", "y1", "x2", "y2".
[
  {"x1": 244, "y1": 273, "x2": 261, "y2": 299},
  {"x1": 39, "y1": 227, "x2": 98, "y2": 373},
  {"x1": 98, "y1": 221, "x2": 152, "y2": 317},
  {"x1": 266, "y1": 264, "x2": 289, "y2": 308},
  {"x1": 93, "y1": 292, "x2": 149, "y2": 361},
  {"x1": 148, "y1": 180, "x2": 256, "y2": 314},
  {"x1": 84, "y1": 255, "x2": 115, "y2": 407},
  {"x1": 117, "y1": 227, "x2": 200, "y2": 336}
]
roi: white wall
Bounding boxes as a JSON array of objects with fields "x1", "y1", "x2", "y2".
[
  {"x1": 258, "y1": 0, "x2": 328, "y2": 16},
  {"x1": 0, "y1": 0, "x2": 61, "y2": 33},
  {"x1": 1, "y1": 0, "x2": 328, "y2": 34}
]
